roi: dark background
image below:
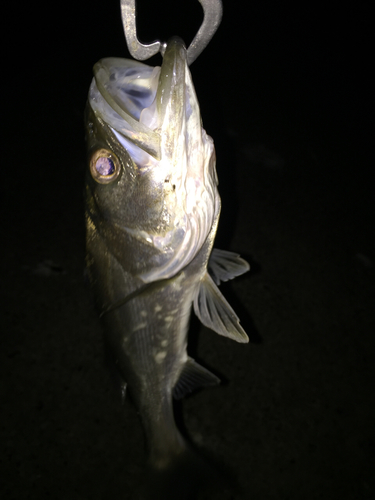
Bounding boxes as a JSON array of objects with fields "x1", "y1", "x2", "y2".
[{"x1": 2, "y1": 1, "x2": 373, "y2": 499}]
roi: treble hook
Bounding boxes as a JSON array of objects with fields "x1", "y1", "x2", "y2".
[{"x1": 120, "y1": 0, "x2": 223, "y2": 65}]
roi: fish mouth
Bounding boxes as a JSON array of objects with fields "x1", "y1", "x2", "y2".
[{"x1": 89, "y1": 37, "x2": 191, "y2": 161}]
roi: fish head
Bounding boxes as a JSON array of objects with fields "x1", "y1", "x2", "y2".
[{"x1": 85, "y1": 37, "x2": 220, "y2": 283}]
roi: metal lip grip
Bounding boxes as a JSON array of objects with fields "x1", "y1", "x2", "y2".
[{"x1": 120, "y1": 0, "x2": 223, "y2": 65}]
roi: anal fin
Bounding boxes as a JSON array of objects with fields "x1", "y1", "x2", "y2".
[
  {"x1": 173, "y1": 357, "x2": 220, "y2": 400},
  {"x1": 194, "y1": 273, "x2": 249, "y2": 343}
]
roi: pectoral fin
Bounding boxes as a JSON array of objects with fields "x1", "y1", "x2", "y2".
[
  {"x1": 173, "y1": 357, "x2": 220, "y2": 400},
  {"x1": 208, "y1": 248, "x2": 250, "y2": 285},
  {"x1": 194, "y1": 273, "x2": 249, "y2": 343}
]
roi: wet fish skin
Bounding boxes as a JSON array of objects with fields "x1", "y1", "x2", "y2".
[{"x1": 84, "y1": 37, "x2": 248, "y2": 471}]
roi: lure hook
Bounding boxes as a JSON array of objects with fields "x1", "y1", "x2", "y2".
[{"x1": 120, "y1": 0, "x2": 223, "y2": 65}]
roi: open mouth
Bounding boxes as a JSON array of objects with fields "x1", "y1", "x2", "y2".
[{"x1": 89, "y1": 37, "x2": 189, "y2": 161}]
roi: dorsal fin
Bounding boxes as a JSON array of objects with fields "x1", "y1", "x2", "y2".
[
  {"x1": 173, "y1": 357, "x2": 220, "y2": 400},
  {"x1": 194, "y1": 273, "x2": 249, "y2": 343},
  {"x1": 208, "y1": 248, "x2": 250, "y2": 285}
]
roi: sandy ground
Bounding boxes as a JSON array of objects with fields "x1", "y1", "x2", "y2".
[{"x1": 2, "y1": 1, "x2": 373, "y2": 499}]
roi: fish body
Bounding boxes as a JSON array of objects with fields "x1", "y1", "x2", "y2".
[{"x1": 85, "y1": 37, "x2": 249, "y2": 470}]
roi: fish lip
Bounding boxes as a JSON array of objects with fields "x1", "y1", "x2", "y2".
[{"x1": 156, "y1": 37, "x2": 187, "y2": 126}]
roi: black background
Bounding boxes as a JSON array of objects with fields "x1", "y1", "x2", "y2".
[{"x1": 2, "y1": 1, "x2": 373, "y2": 499}]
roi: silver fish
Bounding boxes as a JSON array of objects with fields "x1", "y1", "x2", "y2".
[{"x1": 84, "y1": 37, "x2": 249, "y2": 473}]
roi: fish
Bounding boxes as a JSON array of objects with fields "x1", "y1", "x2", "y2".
[{"x1": 84, "y1": 36, "x2": 249, "y2": 481}]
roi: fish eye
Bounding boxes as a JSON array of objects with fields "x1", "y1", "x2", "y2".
[{"x1": 89, "y1": 148, "x2": 121, "y2": 184}]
